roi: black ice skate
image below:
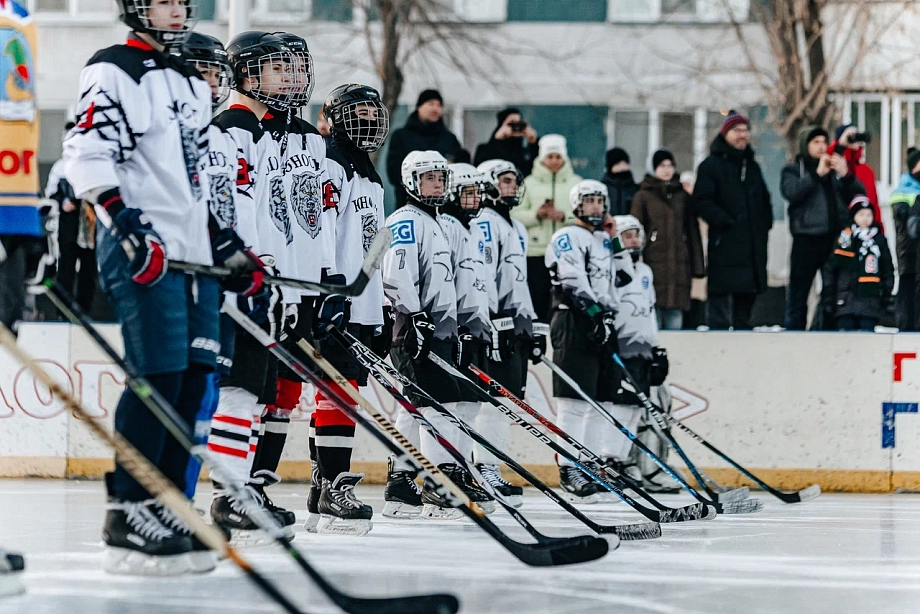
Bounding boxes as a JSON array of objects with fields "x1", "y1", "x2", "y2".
[
  {"x1": 316, "y1": 472, "x2": 373, "y2": 536},
  {"x1": 476, "y1": 463, "x2": 523, "y2": 508},
  {"x1": 604, "y1": 457, "x2": 644, "y2": 492},
  {"x1": 383, "y1": 457, "x2": 423, "y2": 519},
  {"x1": 250, "y1": 470, "x2": 296, "y2": 534},
  {"x1": 0, "y1": 549, "x2": 24, "y2": 597},
  {"x1": 559, "y1": 466, "x2": 600, "y2": 504},
  {"x1": 210, "y1": 485, "x2": 278, "y2": 547},
  {"x1": 148, "y1": 502, "x2": 216, "y2": 574},
  {"x1": 420, "y1": 464, "x2": 483, "y2": 520},
  {"x1": 304, "y1": 463, "x2": 322, "y2": 533},
  {"x1": 642, "y1": 467, "x2": 682, "y2": 494},
  {"x1": 103, "y1": 499, "x2": 192, "y2": 576}
]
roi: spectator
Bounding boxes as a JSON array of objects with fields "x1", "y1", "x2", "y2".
[
  {"x1": 889, "y1": 147, "x2": 920, "y2": 330},
  {"x1": 514, "y1": 134, "x2": 581, "y2": 322},
  {"x1": 601, "y1": 147, "x2": 639, "y2": 216},
  {"x1": 386, "y1": 89, "x2": 469, "y2": 207},
  {"x1": 780, "y1": 125, "x2": 864, "y2": 331},
  {"x1": 824, "y1": 196, "x2": 893, "y2": 331},
  {"x1": 829, "y1": 125, "x2": 882, "y2": 233},
  {"x1": 693, "y1": 111, "x2": 773, "y2": 330},
  {"x1": 680, "y1": 171, "x2": 696, "y2": 196},
  {"x1": 630, "y1": 149, "x2": 705, "y2": 330},
  {"x1": 473, "y1": 108, "x2": 539, "y2": 176}
]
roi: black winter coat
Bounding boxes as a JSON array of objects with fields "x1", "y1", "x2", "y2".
[
  {"x1": 385, "y1": 112, "x2": 470, "y2": 207},
  {"x1": 601, "y1": 170, "x2": 639, "y2": 217},
  {"x1": 473, "y1": 135, "x2": 538, "y2": 176},
  {"x1": 692, "y1": 135, "x2": 774, "y2": 295},
  {"x1": 824, "y1": 227, "x2": 894, "y2": 320},
  {"x1": 781, "y1": 157, "x2": 864, "y2": 236}
]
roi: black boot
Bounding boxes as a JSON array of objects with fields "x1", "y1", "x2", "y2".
[
  {"x1": 383, "y1": 457, "x2": 422, "y2": 519},
  {"x1": 316, "y1": 472, "x2": 373, "y2": 536}
]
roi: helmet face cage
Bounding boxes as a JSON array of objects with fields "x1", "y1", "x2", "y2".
[
  {"x1": 128, "y1": 0, "x2": 198, "y2": 49},
  {"x1": 409, "y1": 168, "x2": 450, "y2": 208},
  {"x1": 241, "y1": 51, "x2": 294, "y2": 111},
  {"x1": 336, "y1": 99, "x2": 389, "y2": 152},
  {"x1": 574, "y1": 191, "x2": 608, "y2": 230},
  {"x1": 287, "y1": 49, "x2": 314, "y2": 108},
  {"x1": 495, "y1": 170, "x2": 525, "y2": 206},
  {"x1": 192, "y1": 59, "x2": 232, "y2": 109},
  {"x1": 614, "y1": 215, "x2": 646, "y2": 254}
]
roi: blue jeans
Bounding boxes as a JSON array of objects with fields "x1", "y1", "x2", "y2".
[{"x1": 656, "y1": 308, "x2": 683, "y2": 331}]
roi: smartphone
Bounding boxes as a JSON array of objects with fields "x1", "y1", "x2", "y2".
[{"x1": 508, "y1": 121, "x2": 527, "y2": 132}]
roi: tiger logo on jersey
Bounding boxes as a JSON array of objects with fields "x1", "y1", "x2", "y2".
[
  {"x1": 270, "y1": 176, "x2": 293, "y2": 245},
  {"x1": 361, "y1": 213, "x2": 377, "y2": 254},
  {"x1": 290, "y1": 171, "x2": 323, "y2": 239},
  {"x1": 209, "y1": 173, "x2": 235, "y2": 228}
]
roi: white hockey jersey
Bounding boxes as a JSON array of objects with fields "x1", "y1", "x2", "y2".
[
  {"x1": 327, "y1": 147, "x2": 384, "y2": 326},
  {"x1": 63, "y1": 37, "x2": 213, "y2": 266},
  {"x1": 613, "y1": 254, "x2": 659, "y2": 359},
  {"x1": 545, "y1": 225, "x2": 618, "y2": 313},
  {"x1": 200, "y1": 122, "x2": 239, "y2": 233},
  {"x1": 476, "y1": 206, "x2": 535, "y2": 336},
  {"x1": 382, "y1": 204, "x2": 458, "y2": 341},
  {"x1": 439, "y1": 210, "x2": 490, "y2": 341}
]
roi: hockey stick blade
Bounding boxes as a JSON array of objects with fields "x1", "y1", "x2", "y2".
[
  {"x1": 656, "y1": 503, "x2": 717, "y2": 523},
  {"x1": 792, "y1": 484, "x2": 822, "y2": 503},
  {"x1": 716, "y1": 487, "x2": 751, "y2": 504},
  {"x1": 719, "y1": 498, "x2": 764, "y2": 515}
]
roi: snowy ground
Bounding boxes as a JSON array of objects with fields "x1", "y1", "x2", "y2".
[{"x1": 1, "y1": 479, "x2": 919, "y2": 613}]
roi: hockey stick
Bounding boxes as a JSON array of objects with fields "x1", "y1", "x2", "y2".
[
  {"x1": 168, "y1": 227, "x2": 391, "y2": 297},
  {"x1": 333, "y1": 329, "x2": 659, "y2": 541},
  {"x1": 429, "y1": 354, "x2": 714, "y2": 524},
  {"x1": 225, "y1": 305, "x2": 609, "y2": 567},
  {"x1": 541, "y1": 356, "x2": 758, "y2": 513},
  {"x1": 0, "y1": 321, "x2": 306, "y2": 614},
  {"x1": 42, "y1": 282, "x2": 458, "y2": 614},
  {"x1": 611, "y1": 355, "x2": 817, "y2": 505}
]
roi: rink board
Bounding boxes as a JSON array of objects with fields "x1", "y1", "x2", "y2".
[{"x1": 0, "y1": 323, "x2": 917, "y2": 492}]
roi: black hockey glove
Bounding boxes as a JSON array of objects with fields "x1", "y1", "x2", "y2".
[
  {"x1": 313, "y1": 273, "x2": 347, "y2": 340},
  {"x1": 211, "y1": 227, "x2": 265, "y2": 297},
  {"x1": 588, "y1": 310, "x2": 618, "y2": 353},
  {"x1": 405, "y1": 311, "x2": 435, "y2": 360},
  {"x1": 370, "y1": 303, "x2": 395, "y2": 360},
  {"x1": 104, "y1": 190, "x2": 167, "y2": 286},
  {"x1": 529, "y1": 322, "x2": 549, "y2": 365},
  {"x1": 489, "y1": 316, "x2": 515, "y2": 362},
  {"x1": 237, "y1": 254, "x2": 274, "y2": 325},
  {"x1": 649, "y1": 346, "x2": 669, "y2": 386},
  {"x1": 454, "y1": 326, "x2": 475, "y2": 369}
]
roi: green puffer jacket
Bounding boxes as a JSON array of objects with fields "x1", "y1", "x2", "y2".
[{"x1": 512, "y1": 158, "x2": 583, "y2": 257}]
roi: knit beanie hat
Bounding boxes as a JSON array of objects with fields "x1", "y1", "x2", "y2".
[
  {"x1": 496, "y1": 107, "x2": 522, "y2": 127},
  {"x1": 798, "y1": 125, "x2": 829, "y2": 158},
  {"x1": 651, "y1": 149, "x2": 675, "y2": 171},
  {"x1": 415, "y1": 89, "x2": 443, "y2": 108},
  {"x1": 835, "y1": 124, "x2": 856, "y2": 142},
  {"x1": 848, "y1": 195, "x2": 873, "y2": 220},
  {"x1": 606, "y1": 147, "x2": 630, "y2": 170},
  {"x1": 720, "y1": 110, "x2": 750, "y2": 135},
  {"x1": 908, "y1": 147, "x2": 920, "y2": 172},
  {"x1": 538, "y1": 134, "x2": 567, "y2": 160}
]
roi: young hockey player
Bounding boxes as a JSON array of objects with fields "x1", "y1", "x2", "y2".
[
  {"x1": 382, "y1": 151, "x2": 491, "y2": 519},
  {"x1": 545, "y1": 180, "x2": 621, "y2": 503},
  {"x1": 206, "y1": 31, "x2": 295, "y2": 545},
  {"x1": 303, "y1": 83, "x2": 391, "y2": 535},
  {"x1": 473, "y1": 159, "x2": 539, "y2": 506},
  {"x1": 64, "y1": 0, "x2": 262, "y2": 574}
]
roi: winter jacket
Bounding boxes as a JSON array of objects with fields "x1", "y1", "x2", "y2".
[
  {"x1": 781, "y1": 157, "x2": 864, "y2": 237},
  {"x1": 828, "y1": 140, "x2": 882, "y2": 233},
  {"x1": 692, "y1": 134, "x2": 773, "y2": 295},
  {"x1": 601, "y1": 170, "x2": 639, "y2": 217},
  {"x1": 513, "y1": 158, "x2": 582, "y2": 257},
  {"x1": 385, "y1": 112, "x2": 470, "y2": 207},
  {"x1": 473, "y1": 134, "x2": 539, "y2": 177},
  {"x1": 824, "y1": 225, "x2": 894, "y2": 320},
  {"x1": 889, "y1": 173, "x2": 920, "y2": 277},
  {"x1": 630, "y1": 174, "x2": 705, "y2": 311}
]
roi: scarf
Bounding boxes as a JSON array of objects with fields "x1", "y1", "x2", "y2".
[
  {"x1": 332, "y1": 128, "x2": 382, "y2": 186},
  {"x1": 834, "y1": 225, "x2": 883, "y2": 297}
]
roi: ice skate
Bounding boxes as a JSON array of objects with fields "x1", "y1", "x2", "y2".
[
  {"x1": 103, "y1": 500, "x2": 192, "y2": 576},
  {"x1": 383, "y1": 457, "x2": 423, "y2": 519},
  {"x1": 642, "y1": 467, "x2": 682, "y2": 494},
  {"x1": 420, "y1": 464, "x2": 471, "y2": 520},
  {"x1": 250, "y1": 470, "x2": 297, "y2": 535},
  {"x1": 304, "y1": 463, "x2": 323, "y2": 533},
  {"x1": 457, "y1": 465, "x2": 496, "y2": 514},
  {"x1": 559, "y1": 466, "x2": 600, "y2": 504},
  {"x1": 606, "y1": 457, "x2": 644, "y2": 492},
  {"x1": 210, "y1": 486, "x2": 276, "y2": 547},
  {"x1": 477, "y1": 463, "x2": 523, "y2": 508},
  {"x1": 149, "y1": 502, "x2": 216, "y2": 574},
  {"x1": 315, "y1": 473, "x2": 373, "y2": 536},
  {"x1": 0, "y1": 550, "x2": 24, "y2": 597}
]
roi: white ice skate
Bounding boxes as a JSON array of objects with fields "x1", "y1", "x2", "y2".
[{"x1": 0, "y1": 550, "x2": 24, "y2": 597}]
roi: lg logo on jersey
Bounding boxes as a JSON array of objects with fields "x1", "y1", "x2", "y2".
[{"x1": 0, "y1": 149, "x2": 34, "y2": 175}]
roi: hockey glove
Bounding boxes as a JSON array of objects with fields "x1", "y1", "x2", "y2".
[
  {"x1": 211, "y1": 227, "x2": 265, "y2": 297},
  {"x1": 238, "y1": 255, "x2": 275, "y2": 326},
  {"x1": 111, "y1": 206, "x2": 167, "y2": 286},
  {"x1": 370, "y1": 303, "x2": 395, "y2": 360},
  {"x1": 279, "y1": 302, "x2": 299, "y2": 343},
  {"x1": 454, "y1": 326, "x2": 475, "y2": 369},
  {"x1": 649, "y1": 346, "x2": 669, "y2": 386},
  {"x1": 588, "y1": 310, "x2": 618, "y2": 352},
  {"x1": 405, "y1": 311, "x2": 435, "y2": 360},
  {"x1": 313, "y1": 273, "x2": 347, "y2": 340},
  {"x1": 529, "y1": 322, "x2": 549, "y2": 365},
  {"x1": 489, "y1": 317, "x2": 515, "y2": 362}
]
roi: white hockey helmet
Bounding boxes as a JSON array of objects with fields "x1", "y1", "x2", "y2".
[
  {"x1": 477, "y1": 159, "x2": 525, "y2": 207},
  {"x1": 613, "y1": 214, "x2": 646, "y2": 255},
  {"x1": 569, "y1": 179, "x2": 609, "y2": 230},
  {"x1": 446, "y1": 163, "x2": 488, "y2": 218},
  {"x1": 401, "y1": 150, "x2": 450, "y2": 208}
]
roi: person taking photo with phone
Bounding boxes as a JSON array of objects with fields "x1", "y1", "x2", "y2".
[{"x1": 473, "y1": 107, "x2": 539, "y2": 176}]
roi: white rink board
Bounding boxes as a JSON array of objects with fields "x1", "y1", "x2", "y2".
[{"x1": 3, "y1": 323, "x2": 920, "y2": 490}]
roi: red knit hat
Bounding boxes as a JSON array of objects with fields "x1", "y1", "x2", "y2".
[{"x1": 720, "y1": 110, "x2": 750, "y2": 135}]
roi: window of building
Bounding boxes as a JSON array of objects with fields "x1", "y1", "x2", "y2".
[
  {"x1": 312, "y1": 0, "x2": 353, "y2": 21},
  {"x1": 507, "y1": 0, "x2": 606, "y2": 22},
  {"x1": 611, "y1": 111, "x2": 649, "y2": 182},
  {"x1": 27, "y1": 0, "x2": 114, "y2": 16},
  {"x1": 660, "y1": 112, "x2": 694, "y2": 175},
  {"x1": 609, "y1": 0, "x2": 748, "y2": 23}
]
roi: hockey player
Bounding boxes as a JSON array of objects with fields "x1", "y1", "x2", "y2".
[
  {"x1": 382, "y1": 151, "x2": 491, "y2": 519},
  {"x1": 206, "y1": 31, "x2": 295, "y2": 544},
  {"x1": 303, "y1": 84, "x2": 391, "y2": 535},
  {"x1": 472, "y1": 159, "x2": 539, "y2": 506},
  {"x1": 544, "y1": 180, "x2": 622, "y2": 503},
  {"x1": 64, "y1": 0, "x2": 262, "y2": 574}
]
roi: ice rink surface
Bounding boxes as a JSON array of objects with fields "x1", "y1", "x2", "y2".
[{"x1": 1, "y1": 480, "x2": 920, "y2": 614}]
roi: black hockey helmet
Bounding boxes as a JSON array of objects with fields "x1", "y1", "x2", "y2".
[
  {"x1": 226, "y1": 31, "x2": 294, "y2": 111},
  {"x1": 323, "y1": 84, "x2": 390, "y2": 152},
  {"x1": 270, "y1": 32, "x2": 314, "y2": 109},
  {"x1": 182, "y1": 32, "x2": 232, "y2": 110},
  {"x1": 116, "y1": 0, "x2": 197, "y2": 50}
]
